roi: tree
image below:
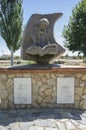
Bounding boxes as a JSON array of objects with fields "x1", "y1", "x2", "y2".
[
  {"x1": 62, "y1": 0, "x2": 86, "y2": 56},
  {"x1": 0, "y1": 0, "x2": 23, "y2": 66}
]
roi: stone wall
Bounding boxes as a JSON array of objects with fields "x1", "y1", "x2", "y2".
[{"x1": 0, "y1": 67, "x2": 86, "y2": 109}]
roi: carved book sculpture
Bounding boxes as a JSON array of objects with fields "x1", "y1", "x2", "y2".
[{"x1": 21, "y1": 13, "x2": 65, "y2": 63}]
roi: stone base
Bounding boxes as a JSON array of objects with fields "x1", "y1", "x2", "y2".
[{"x1": 0, "y1": 66, "x2": 86, "y2": 109}]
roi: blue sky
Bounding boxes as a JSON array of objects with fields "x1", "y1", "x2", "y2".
[{"x1": 0, "y1": 0, "x2": 81, "y2": 56}]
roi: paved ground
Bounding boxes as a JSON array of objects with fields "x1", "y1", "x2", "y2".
[{"x1": 0, "y1": 108, "x2": 86, "y2": 130}]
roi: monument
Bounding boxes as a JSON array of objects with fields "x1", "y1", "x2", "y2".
[
  {"x1": 0, "y1": 13, "x2": 86, "y2": 110},
  {"x1": 21, "y1": 13, "x2": 65, "y2": 63}
]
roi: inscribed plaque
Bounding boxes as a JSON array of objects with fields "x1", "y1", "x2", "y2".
[
  {"x1": 14, "y1": 78, "x2": 32, "y2": 104},
  {"x1": 57, "y1": 78, "x2": 74, "y2": 104}
]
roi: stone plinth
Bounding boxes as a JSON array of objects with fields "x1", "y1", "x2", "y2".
[{"x1": 0, "y1": 66, "x2": 86, "y2": 109}]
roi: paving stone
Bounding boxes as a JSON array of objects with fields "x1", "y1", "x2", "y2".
[
  {"x1": 1, "y1": 113, "x2": 8, "y2": 120},
  {"x1": 0, "y1": 126, "x2": 8, "y2": 130},
  {"x1": 70, "y1": 119, "x2": 79, "y2": 126},
  {"x1": 0, "y1": 110, "x2": 3, "y2": 113},
  {"x1": 55, "y1": 113, "x2": 62, "y2": 119},
  {"x1": 15, "y1": 117, "x2": 23, "y2": 122},
  {"x1": 34, "y1": 119, "x2": 56, "y2": 128},
  {"x1": 42, "y1": 114, "x2": 56, "y2": 119},
  {"x1": 3, "y1": 117, "x2": 15, "y2": 126},
  {"x1": 16, "y1": 109, "x2": 27, "y2": 116},
  {"x1": 31, "y1": 111, "x2": 43, "y2": 117},
  {"x1": 28, "y1": 126, "x2": 44, "y2": 130},
  {"x1": 60, "y1": 119, "x2": 69, "y2": 122},
  {"x1": 22, "y1": 112, "x2": 31, "y2": 119},
  {"x1": 55, "y1": 121, "x2": 66, "y2": 130},
  {"x1": 65, "y1": 112, "x2": 74, "y2": 119},
  {"x1": 8, "y1": 124, "x2": 21, "y2": 130},
  {"x1": 0, "y1": 113, "x2": 4, "y2": 119},
  {"x1": 82, "y1": 113, "x2": 86, "y2": 118},
  {"x1": 8, "y1": 110, "x2": 17, "y2": 114},
  {"x1": 61, "y1": 112, "x2": 74, "y2": 119},
  {"x1": 78, "y1": 124, "x2": 86, "y2": 130},
  {"x1": 37, "y1": 115, "x2": 49, "y2": 119},
  {"x1": 45, "y1": 127, "x2": 58, "y2": 130},
  {"x1": 8, "y1": 110, "x2": 17, "y2": 118},
  {"x1": 77, "y1": 120, "x2": 86, "y2": 125},
  {"x1": 80, "y1": 115, "x2": 86, "y2": 124},
  {"x1": 65, "y1": 121, "x2": 76, "y2": 130},
  {"x1": 18, "y1": 122, "x2": 33, "y2": 130}
]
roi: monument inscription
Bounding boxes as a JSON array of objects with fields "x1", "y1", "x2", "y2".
[
  {"x1": 57, "y1": 78, "x2": 74, "y2": 104},
  {"x1": 14, "y1": 78, "x2": 32, "y2": 104}
]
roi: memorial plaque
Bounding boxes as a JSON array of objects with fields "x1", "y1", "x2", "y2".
[
  {"x1": 57, "y1": 78, "x2": 74, "y2": 104},
  {"x1": 14, "y1": 78, "x2": 32, "y2": 104}
]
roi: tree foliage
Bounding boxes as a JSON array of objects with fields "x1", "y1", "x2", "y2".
[
  {"x1": 62, "y1": 0, "x2": 86, "y2": 56},
  {"x1": 0, "y1": 0, "x2": 23, "y2": 65}
]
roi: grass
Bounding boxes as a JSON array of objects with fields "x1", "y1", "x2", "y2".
[{"x1": 0, "y1": 58, "x2": 86, "y2": 68}]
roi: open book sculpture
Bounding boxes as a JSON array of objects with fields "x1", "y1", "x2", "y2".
[{"x1": 21, "y1": 13, "x2": 65, "y2": 63}]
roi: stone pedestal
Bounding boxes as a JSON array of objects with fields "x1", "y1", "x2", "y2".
[{"x1": 0, "y1": 65, "x2": 86, "y2": 109}]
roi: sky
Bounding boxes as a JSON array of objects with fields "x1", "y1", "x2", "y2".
[{"x1": 0, "y1": 0, "x2": 81, "y2": 56}]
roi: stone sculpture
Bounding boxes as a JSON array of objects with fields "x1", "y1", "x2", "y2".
[{"x1": 21, "y1": 13, "x2": 65, "y2": 63}]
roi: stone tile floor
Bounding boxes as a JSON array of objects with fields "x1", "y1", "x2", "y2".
[{"x1": 0, "y1": 108, "x2": 86, "y2": 130}]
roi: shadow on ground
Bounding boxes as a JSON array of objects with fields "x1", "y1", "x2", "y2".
[{"x1": 0, "y1": 108, "x2": 86, "y2": 126}]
